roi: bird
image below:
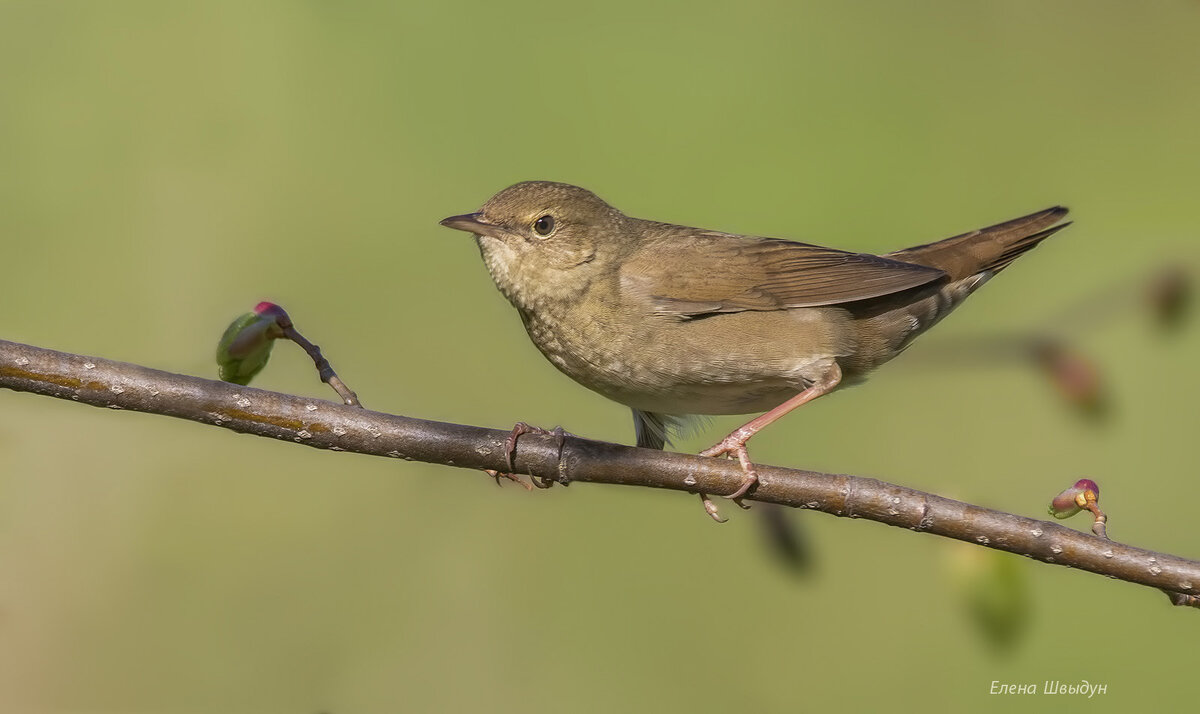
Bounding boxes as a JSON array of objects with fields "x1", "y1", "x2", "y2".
[{"x1": 441, "y1": 181, "x2": 1070, "y2": 517}]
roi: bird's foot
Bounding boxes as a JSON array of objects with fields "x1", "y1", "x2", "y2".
[
  {"x1": 485, "y1": 422, "x2": 565, "y2": 490},
  {"x1": 484, "y1": 469, "x2": 534, "y2": 491},
  {"x1": 698, "y1": 493, "x2": 728, "y2": 523},
  {"x1": 700, "y1": 430, "x2": 760, "y2": 501}
]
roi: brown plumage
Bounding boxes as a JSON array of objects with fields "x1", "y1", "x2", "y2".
[
  {"x1": 887, "y1": 206, "x2": 1070, "y2": 279},
  {"x1": 441, "y1": 182, "x2": 1071, "y2": 512}
]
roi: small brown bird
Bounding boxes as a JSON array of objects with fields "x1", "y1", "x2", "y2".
[{"x1": 442, "y1": 181, "x2": 1069, "y2": 515}]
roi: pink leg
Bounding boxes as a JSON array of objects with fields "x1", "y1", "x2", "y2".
[{"x1": 701, "y1": 363, "x2": 843, "y2": 501}]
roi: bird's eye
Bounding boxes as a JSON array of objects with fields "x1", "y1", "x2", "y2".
[{"x1": 532, "y1": 214, "x2": 555, "y2": 237}]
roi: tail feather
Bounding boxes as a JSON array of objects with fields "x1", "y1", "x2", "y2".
[
  {"x1": 887, "y1": 206, "x2": 1070, "y2": 281},
  {"x1": 984, "y1": 223, "x2": 1070, "y2": 274},
  {"x1": 633, "y1": 409, "x2": 671, "y2": 450},
  {"x1": 632, "y1": 409, "x2": 707, "y2": 450}
]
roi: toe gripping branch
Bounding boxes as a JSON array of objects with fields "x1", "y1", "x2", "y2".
[{"x1": 485, "y1": 422, "x2": 569, "y2": 490}]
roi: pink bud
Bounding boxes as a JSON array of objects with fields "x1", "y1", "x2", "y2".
[{"x1": 1049, "y1": 478, "x2": 1100, "y2": 519}]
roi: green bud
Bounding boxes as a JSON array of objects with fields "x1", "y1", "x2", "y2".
[{"x1": 216, "y1": 302, "x2": 287, "y2": 385}]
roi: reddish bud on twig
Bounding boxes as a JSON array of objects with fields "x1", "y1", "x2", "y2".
[
  {"x1": 216, "y1": 302, "x2": 361, "y2": 406},
  {"x1": 1049, "y1": 478, "x2": 1100, "y2": 519},
  {"x1": 1049, "y1": 478, "x2": 1106, "y2": 538}
]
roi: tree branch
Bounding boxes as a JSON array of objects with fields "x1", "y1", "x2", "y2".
[{"x1": 2, "y1": 337, "x2": 1197, "y2": 607}]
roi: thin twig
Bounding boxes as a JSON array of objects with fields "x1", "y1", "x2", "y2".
[
  {"x1": 2, "y1": 338, "x2": 1198, "y2": 607},
  {"x1": 274, "y1": 318, "x2": 360, "y2": 407}
]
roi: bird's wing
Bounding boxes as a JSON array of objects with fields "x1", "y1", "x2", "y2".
[{"x1": 619, "y1": 230, "x2": 947, "y2": 318}]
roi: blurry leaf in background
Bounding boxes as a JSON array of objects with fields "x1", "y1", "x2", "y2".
[
  {"x1": 1031, "y1": 339, "x2": 1107, "y2": 418},
  {"x1": 1145, "y1": 266, "x2": 1192, "y2": 333},
  {"x1": 947, "y1": 544, "x2": 1032, "y2": 654}
]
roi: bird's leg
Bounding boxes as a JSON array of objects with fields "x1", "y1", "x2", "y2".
[
  {"x1": 484, "y1": 422, "x2": 566, "y2": 489},
  {"x1": 701, "y1": 363, "x2": 842, "y2": 500},
  {"x1": 633, "y1": 409, "x2": 736, "y2": 521}
]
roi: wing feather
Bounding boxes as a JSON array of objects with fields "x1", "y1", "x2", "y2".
[{"x1": 620, "y1": 229, "x2": 946, "y2": 318}]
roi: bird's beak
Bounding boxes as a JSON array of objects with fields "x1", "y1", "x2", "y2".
[{"x1": 439, "y1": 212, "x2": 503, "y2": 238}]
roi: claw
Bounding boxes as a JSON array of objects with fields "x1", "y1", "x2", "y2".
[
  {"x1": 726, "y1": 472, "x2": 759, "y2": 501},
  {"x1": 503, "y1": 422, "x2": 538, "y2": 472},
  {"x1": 484, "y1": 470, "x2": 532, "y2": 492},
  {"x1": 495, "y1": 422, "x2": 568, "y2": 490},
  {"x1": 695, "y1": 364, "x2": 844, "y2": 510},
  {"x1": 699, "y1": 493, "x2": 728, "y2": 523},
  {"x1": 700, "y1": 435, "x2": 760, "y2": 500},
  {"x1": 484, "y1": 469, "x2": 533, "y2": 491}
]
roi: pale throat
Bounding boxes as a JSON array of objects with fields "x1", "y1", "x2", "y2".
[{"x1": 476, "y1": 235, "x2": 594, "y2": 314}]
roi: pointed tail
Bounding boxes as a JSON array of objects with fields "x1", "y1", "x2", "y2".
[{"x1": 887, "y1": 206, "x2": 1070, "y2": 281}]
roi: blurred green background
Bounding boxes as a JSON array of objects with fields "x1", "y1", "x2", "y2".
[{"x1": 1, "y1": 0, "x2": 1197, "y2": 711}]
